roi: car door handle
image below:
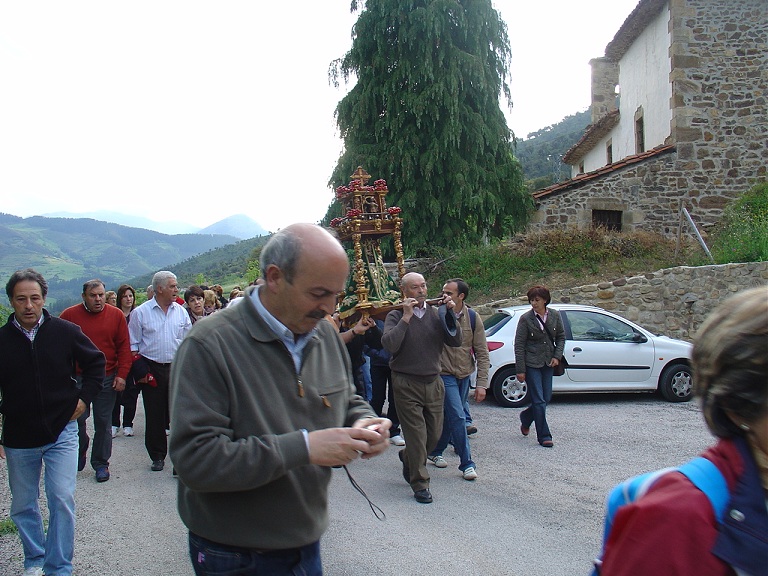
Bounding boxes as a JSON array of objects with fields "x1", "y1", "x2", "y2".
[{"x1": 572, "y1": 347, "x2": 582, "y2": 352}]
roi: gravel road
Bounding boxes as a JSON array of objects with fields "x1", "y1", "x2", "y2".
[{"x1": 1, "y1": 393, "x2": 714, "y2": 575}]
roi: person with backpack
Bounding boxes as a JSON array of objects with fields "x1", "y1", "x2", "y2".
[
  {"x1": 594, "y1": 285, "x2": 768, "y2": 575},
  {"x1": 426, "y1": 278, "x2": 490, "y2": 481}
]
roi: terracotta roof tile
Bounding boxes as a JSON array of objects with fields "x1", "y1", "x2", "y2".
[{"x1": 532, "y1": 144, "x2": 676, "y2": 200}]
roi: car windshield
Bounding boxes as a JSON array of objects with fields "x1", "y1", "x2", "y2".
[{"x1": 484, "y1": 312, "x2": 512, "y2": 336}]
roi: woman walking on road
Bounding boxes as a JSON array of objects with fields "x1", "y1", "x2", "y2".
[{"x1": 514, "y1": 285, "x2": 565, "y2": 448}]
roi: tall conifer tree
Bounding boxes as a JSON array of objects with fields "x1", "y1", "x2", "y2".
[{"x1": 328, "y1": 0, "x2": 530, "y2": 250}]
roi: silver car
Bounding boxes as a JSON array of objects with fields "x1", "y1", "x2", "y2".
[{"x1": 484, "y1": 304, "x2": 693, "y2": 408}]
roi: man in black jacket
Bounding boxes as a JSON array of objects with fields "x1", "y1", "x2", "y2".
[{"x1": 0, "y1": 268, "x2": 105, "y2": 576}]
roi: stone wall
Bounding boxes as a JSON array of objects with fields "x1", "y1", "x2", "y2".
[
  {"x1": 668, "y1": 0, "x2": 768, "y2": 225},
  {"x1": 474, "y1": 261, "x2": 768, "y2": 341},
  {"x1": 530, "y1": 148, "x2": 685, "y2": 235}
]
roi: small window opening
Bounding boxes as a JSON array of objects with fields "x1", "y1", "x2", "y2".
[{"x1": 592, "y1": 209, "x2": 622, "y2": 231}]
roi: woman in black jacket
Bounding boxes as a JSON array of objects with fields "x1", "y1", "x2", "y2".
[{"x1": 514, "y1": 285, "x2": 565, "y2": 447}]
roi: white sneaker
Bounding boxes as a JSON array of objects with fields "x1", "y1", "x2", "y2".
[
  {"x1": 463, "y1": 466, "x2": 478, "y2": 480},
  {"x1": 123, "y1": 426, "x2": 134, "y2": 437},
  {"x1": 165, "y1": 429, "x2": 170, "y2": 436},
  {"x1": 23, "y1": 567, "x2": 44, "y2": 576},
  {"x1": 390, "y1": 434, "x2": 405, "y2": 446},
  {"x1": 111, "y1": 426, "x2": 118, "y2": 438},
  {"x1": 428, "y1": 455, "x2": 448, "y2": 468}
]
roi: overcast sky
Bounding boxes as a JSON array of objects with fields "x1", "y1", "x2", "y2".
[{"x1": 0, "y1": 0, "x2": 640, "y2": 232}]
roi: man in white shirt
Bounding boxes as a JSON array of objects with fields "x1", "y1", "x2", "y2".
[{"x1": 128, "y1": 271, "x2": 191, "y2": 471}]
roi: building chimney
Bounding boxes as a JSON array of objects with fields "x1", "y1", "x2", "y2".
[{"x1": 589, "y1": 57, "x2": 619, "y2": 124}]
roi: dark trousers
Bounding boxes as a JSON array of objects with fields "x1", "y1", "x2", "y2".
[
  {"x1": 142, "y1": 359, "x2": 171, "y2": 462},
  {"x1": 112, "y1": 384, "x2": 140, "y2": 428},
  {"x1": 391, "y1": 372, "x2": 444, "y2": 492},
  {"x1": 77, "y1": 374, "x2": 116, "y2": 469},
  {"x1": 189, "y1": 532, "x2": 322, "y2": 576},
  {"x1": 369, "y1": 364, "x2": 400, "y2": 436}
]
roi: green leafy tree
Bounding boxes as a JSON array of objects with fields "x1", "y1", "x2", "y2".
[
  {"x1": 328, "y1": 0, "x2": 530, "y2": 251},
  {"x1": 514, "y1": 109, "x2": 590, "y2": 185},
  {"x1": 0, "y1": 302, "x2": 11, "y2": 321},
  {"x1": 244, "y1": 246, "x2": 262, "y2": 284}
]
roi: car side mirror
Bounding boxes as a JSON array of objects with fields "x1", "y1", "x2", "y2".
[{"x1": 632, "y1": 333, "x2": 648, "y2": 343}]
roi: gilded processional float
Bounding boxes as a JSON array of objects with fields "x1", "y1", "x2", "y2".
[{"x1": 330, "y1": 166, "x2": 408, "y2": 325}]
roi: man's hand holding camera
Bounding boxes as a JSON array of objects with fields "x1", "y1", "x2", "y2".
[{"x1": 307, "y1": 417, "x2": 391, "y2": 467}]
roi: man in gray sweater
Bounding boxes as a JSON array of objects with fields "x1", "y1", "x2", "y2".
[
  {"x1": 169, "y1": 224, "x2": 390, "y2": 576},
  {"x1": 382, "y1": 272, "x2": 462, "y2": 504}
]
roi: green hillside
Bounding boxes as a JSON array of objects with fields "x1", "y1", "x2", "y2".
[
  {"x1": 514, "y1": 110, "x2": 590, "y2": 189},
  {"x1": 0, "y1": 213, "x2": 241, "y2": 310},
  {"x1": 126, "y1": 235, "x2": 270, "y2": 297}
]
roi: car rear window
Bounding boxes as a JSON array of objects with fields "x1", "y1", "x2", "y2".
[{"x1": 484, "y1": 312, "x2": 511, "y2": 336}]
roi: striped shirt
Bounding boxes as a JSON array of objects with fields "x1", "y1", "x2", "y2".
[{"x1": 128, "y1": 298, "x2": 191, "y2": 363}]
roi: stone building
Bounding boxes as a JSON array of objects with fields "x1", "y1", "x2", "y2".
[{"x1": 528, "y1": 0, "x2": 767, "y2": 236}]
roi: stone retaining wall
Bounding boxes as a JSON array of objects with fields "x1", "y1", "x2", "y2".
[{"x1": 474, "y1": 261, "x2": 768, "y2": 341}]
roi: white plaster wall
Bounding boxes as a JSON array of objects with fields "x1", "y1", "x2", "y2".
[
  {"x1": 613, "y1": 5, "x2": 672, "y2": 159},
  {"x1": 578, "y1": 133, "x2": 613, "y2": 175}
]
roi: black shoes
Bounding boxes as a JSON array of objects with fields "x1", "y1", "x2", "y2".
[
  {"x1": 413, "y1": 488, "x2": 433, "y2": 504},
  {"x1": 398, "y1": 449, "x2": 410, "y2": 485},
  {"x1": 466, "y1": 425, "x2": 478, "y2": 436},
  {"x1": 151, "y1": 459, "x2": 165, "y2": 471},
  {"x1": 399, "y1": 449, "x2": 432, "y2": 503},
  {"x1": 95, "y1": 466, "x2": 110, "y2": 482}
]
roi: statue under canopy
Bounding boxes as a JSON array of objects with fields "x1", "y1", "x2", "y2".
[{"x1": 330, "y1": 166, "x2": 406, "y2": 324}]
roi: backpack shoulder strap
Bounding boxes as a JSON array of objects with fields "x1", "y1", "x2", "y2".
[
  {"x1": 593, "y1": 457, "x2": 729, "y2": 575},
  {"x1": 468, "y1": 307, "x2": 476, "y2": 333},
  {"x1": 677, "y1": 456, "x2": 729, "y2": 523},
  {"x1": 603, "y1": 467, "x2": 675, "y2": 534}
]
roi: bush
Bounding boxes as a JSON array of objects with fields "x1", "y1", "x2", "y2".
[{"x1": 710, "y1": 181, "x2": 768, "y2": 263}]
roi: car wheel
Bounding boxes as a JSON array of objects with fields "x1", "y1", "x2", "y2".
[
  {"x1": 491, "y1": 367, "x2": 530, "y2": 408},
  {"x1": 659, "y1": 362, "x2": 693, "y2": 402}
]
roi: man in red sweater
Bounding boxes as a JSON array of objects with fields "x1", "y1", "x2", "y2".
[{"x1": 60, "y1": 279, "x2": 132, "y2": 482}]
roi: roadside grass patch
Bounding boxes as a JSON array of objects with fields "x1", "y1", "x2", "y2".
[
  {"x1": 424, "y1": 229, "x2": 687, "y2": 302},
  {"x1": 0, "y1": 517, "x2": 18, "y2": 536}
]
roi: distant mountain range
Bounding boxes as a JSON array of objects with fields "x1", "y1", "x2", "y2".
[
  {"x1": 198, "y1": 214, "x2": 269, "y2": 239},
  {"x1": 0, "y1": 212, "x2": 268, "y2": 311},
  {"x1": 42, "y1": 211, "x2": 268, "y2": 239}
]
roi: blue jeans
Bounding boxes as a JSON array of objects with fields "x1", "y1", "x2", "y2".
[
  {"x1": 5, "y1": 420, "x2": 78, "y2": 575},
  {"x1": 461, "y1": 374, "x2": 472, "y2": 425},
  {"x1": 520, "y1": 366, "x2": 554, "y2": 442},
  {"x1": 430, "y1": 375, "x2": 475, "y2": 471},
  {"x1": 189, "y1": 532, "x2": 322, "y2": 576}
]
